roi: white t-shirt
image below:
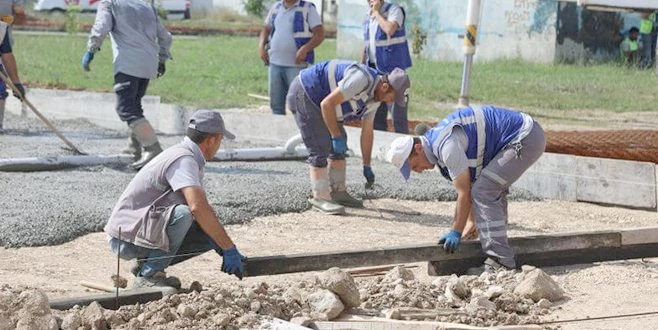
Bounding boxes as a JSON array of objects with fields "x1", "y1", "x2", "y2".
[
  {"x1": 265, "y1": 1, "x2": 322, "y2": 67},
  {"x1": 367, "y1": 4, "x2": 404, "y2": 66}
]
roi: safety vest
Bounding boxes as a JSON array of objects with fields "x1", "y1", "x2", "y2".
[
  {"x1": 363, "y1": 2, "x2": 412, "y2": 73},
  {"x1": 640, "y1": 13, "x2": 655, "y2": 34},
  {"x1": 270, "y1": 0, "x2": 317, "y2": 63},
  {"x1": 621, "y1": 37, "x2": 640, "y2": 53},
  {"x1": 423, "y1": 105, "x2": 525, "y2": 182},
  {"x1": 299, "y1": 59, "x2": 379, "y2": 121}
]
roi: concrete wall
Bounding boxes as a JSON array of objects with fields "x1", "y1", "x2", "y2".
[{"x1": 337, "y1": 0, "x2": 558, "y2": 63}]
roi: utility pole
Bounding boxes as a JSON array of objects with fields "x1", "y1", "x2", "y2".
[{"x1": 458, "y1": 0, "x2": 482, "y2": 107}]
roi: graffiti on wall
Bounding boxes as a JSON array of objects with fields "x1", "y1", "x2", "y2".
[{"x1": 503, "y1": 0, "x2": 554, "y2": 36}]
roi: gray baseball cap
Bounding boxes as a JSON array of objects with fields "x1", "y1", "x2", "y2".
[
  {"x1": 388, "y1": 68, "x2": 410, "y2": 107},
  {"x1": 188, "y1": 110, "x2": 235, "y2": 140}
]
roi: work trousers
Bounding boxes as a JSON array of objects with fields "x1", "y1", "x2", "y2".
[
  {"x1": 114, "y1": 72, "x2": 150, "y2": 125},
  {"x1": 109, "y1": 205, "x2": 222, "y2": 277},
  {"x1": 472, "y1": 122, "x2": 546, "y2": 268},
  {"x1": 287, "y1": 76, "x2": 347, "y2": 168}
]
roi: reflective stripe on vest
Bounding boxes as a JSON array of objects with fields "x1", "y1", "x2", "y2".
[
  {"x1": 300, "y1": 60, "x2": 378, "y2": 121},
  {"x1": 363, "y1": 2, "x2": 412, "y2": 73},
  {"x1": 424, "y1": 105, "x2": 525, "y2": 182},
  {"x1": 271, "y1": 0, "x2": 317, "y2": 63}
]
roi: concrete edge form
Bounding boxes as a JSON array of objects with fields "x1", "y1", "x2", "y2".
[
  {"x1": 243, "y1": 228, "x2": 634, "y2": 277},
  {"x1": 49, "y1": 287, "x2": 178, "y2": 311},
  {"x1": 6, "y1": 88, "x2": 658, "y2": 210}
]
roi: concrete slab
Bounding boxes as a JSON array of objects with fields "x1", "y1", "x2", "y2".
[
  {"x1": 621, "y1": 227, "x2": 658, "y2": 245},
  {"x1": 512, "y1": 153, "x2": 577, "y2": 201},
  {"x1": 575, "y1": 156, "x2": 656, "y2": 209}
]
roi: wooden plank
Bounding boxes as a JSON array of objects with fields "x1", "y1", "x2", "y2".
[
  {"x1": 49, "y1": 287, "x2": 177, "y2": 311},
  {"x1": 243, "y1": 230, "x2": 621, "y2": 277}
]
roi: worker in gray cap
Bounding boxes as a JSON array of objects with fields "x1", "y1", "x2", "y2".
[
  {"x1": 105, "y1": 110, "x2": 247, "y2": 288},
  {"x1": 287, "y1": 59, "x2": 410, "y2": 215},
  {"x1": 82, "y1": 0, "x2": 173, "y2": 170}
]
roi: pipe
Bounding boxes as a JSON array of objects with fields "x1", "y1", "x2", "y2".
[
  {"x1": 0, "y1": 154, "x2": 133, "y2": 172},
  {"x1": 458, "y1": 0, "x2": 482, "y2": 107},
  {"x1": 214, "y1": 134, "x2": 309, "y2": 161}
]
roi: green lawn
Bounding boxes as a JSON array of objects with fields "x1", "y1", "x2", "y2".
[{"x1": 14, "y1": 33, "x2": 658, "y2": 122}]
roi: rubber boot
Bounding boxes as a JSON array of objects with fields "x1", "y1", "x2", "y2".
[
  {"x1": 309, "y1": 167, "x2": 345, "y2": 215},
  {"x1": 329, "y1": 160, "x2": 363, "y2": 208},
  {"x1": 0, "y1": 99, "x2": 5, "y2": 133},
  {"x1": 121, "y1": 135, "x2": 142, "y2": 161},
  {"x1": 131, "y1": 142, "x2": 162, "y2": 170},
  {"x1": 129, "y1": 118, "x2": 162, "y2": 170}
]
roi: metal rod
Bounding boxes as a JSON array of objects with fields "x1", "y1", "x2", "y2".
[{"x1": 116, "y1": 227, "x2": 121, "y2": 310}]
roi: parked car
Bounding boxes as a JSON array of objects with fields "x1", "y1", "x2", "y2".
[{"x1": 33, "y1": 0, "x2": 191, "y2": 20}]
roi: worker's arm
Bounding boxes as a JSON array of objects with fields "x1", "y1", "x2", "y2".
[
  {"x1": 258, "y1": 25, "x2": 272, "y2": 64},
  {"x1": 296, "y1": 25, "x2": 325, "y2": 64},
  {"x1": 451, "y1": 170, "x2": 472, "y2": 233},
  {"x1": 370, "y1": 2, "x2": 401, "y2": 37},
  {"x1": 181, "y1": 186, "x2": 235, "y2": 250},
  {"x1": 1, "y1": 52, "x2": 20, "y2": 84},
  {"x1": 320, "y1": 88, "x2": 345, "y2": 138},
  {"x1": 87, "y1": 0, "x2": 113, "y2": 52},
  {"x1": 155, "y1": 16, "x2": 173, "y2": 62},
  {"x1": 360, "y1": 106, "x2": 376, "y2": 166}
]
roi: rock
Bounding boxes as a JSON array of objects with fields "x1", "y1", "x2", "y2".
[
  {"x1": 82, "y1": 301, "x2": 107, "y2": 330},
  {"x1": 514, "y1": 269, "x2": 565, "y2": 302},
  {"x1": 385, "y1": 308, "x2": 401, "y2": 320},
  {"x1": 430, "y1": 277, "x2": 447, "y2": 288},
  {"x1": 445, "y1": 274, "x2": 470, "y2": 300},
  {"x1": 316, "y1": 267, "x2": 360, "y2": 308},
  {"x1": 521, "y1": 265, "x2": 537, "y2": 274},
  {"x1": 470, "y1": 296, "x2": 496, "y2": 310},
  {"x1": 306, "y1": 290, "x2": 345, "y2": 320},
  {"x1": 485, "y1": 285, "x2": 505, "y2": 299},
  {"x1": 60, "y1": 313, "x2": 82, "y2": 330},
  {"x1": 176, "y1": 304, "x2": 196, "y2": 318},
  {"x1": 283, "y1": 287, "x2": 302, "y2": 305},
  {"x1": 213, "y1": 313, "x2": 231, "y2": 327},
  {"x1": 250, "y1": 301, "x2": 261, "y2": 313},
  {"x1": 189, "y1": 281, "x2": 203, "y2": 293},
  {"x1": 290, "y1": 316, "x2": 313, "y2": 327},
  {"x1": 383, "y1": 266, "x2": 415, "y2": 282},
  {"x1": 19, "y1": 290, "x2": 50, "y2": 316},
  {"x1": 537, "y1": 298, "x2": 552, "y2": 309}
]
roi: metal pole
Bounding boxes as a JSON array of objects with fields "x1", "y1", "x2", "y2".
[{"x1": 458, "y1": 0, "x2": 482, "y2": 107}]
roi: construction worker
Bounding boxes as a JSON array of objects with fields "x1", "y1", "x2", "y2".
[
  {"x1": 82, "y1": 0, "x2": 172, "y2": 170},
  {"x1": 386, "y1": 105, "x2": 545, "y2": 272},
  {"x1": 640, "y1": 11, "x2": 656, "y2": 68},
  {"x1": 620, "y1": 27, "x2": 642, "y2": 66},
  {"x1": 0, "y1": 20, "x2": 24, "y2": 134},
  {"x1": 287, "y1": 59, "x2": 410, "y2": 215},
  {"x1": 0, "y1": 0, "x2": 26, "y2": 34},
  {"x1": 259, "y1": 0, "x2": 324, "y2": 115},
  {"x1": 105, "y1": 110, "x2": 247, "y2": 288},
  {"x1": 362, "y1": 0, "x2": 412, "y2": 134}
]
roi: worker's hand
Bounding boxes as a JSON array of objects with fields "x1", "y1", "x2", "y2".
[
  {"x1": 369, "y1": 0, "x2": 382, "y2": 16},
  {"x1": 438, "y1": 229, "x2": 462, "y2": 253},
  {"x1": 12, "y1": 83, "x2": 25, "y2": 100},
  {"x1": 259, "y1": 45, "x2": 269, "y2": 65},
  {"x1": 295, "y1": 46, "x2": 309, "y2": 65},
  {"x1": 81, "y1": 51, "x2": 94, "y2": 71},
  {"x1": 363, "y1": 165, "x2": 375, "y2": 188},
  {"x1": 331, "y1": 136, "x2": 347, "y2": 156},
  {"x1": 221, "y1": 246, "x2": 246, "y2": 280},
  {"x1": 157, "y1": 62, "x2": 166, "y2": 78}
]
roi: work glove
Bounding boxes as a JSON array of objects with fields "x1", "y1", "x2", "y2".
[
  {"x1": 157, "y1": 62, "x2": 166, "y2": 78},
  {"x1": 438, "y1": 229, "x2": 462, "y2": 253},
  {"x1": 363, "y1": 165, "x2": 375, "y2": 189},
  {"x1": 81, "y1": 51, "x2": 94, "y2": 71},
  {"x1": 221, "y1": 246, "x2": 247, "y2": 280},
  {"x1": 13, "y1": 83, "x2": 25, "y2": 100},
  {"x1": 331, "y1": 136, "x2": 347, "y2": 155}
]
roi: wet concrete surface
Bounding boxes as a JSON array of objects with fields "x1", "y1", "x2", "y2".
[{"x1": 0, "y1": 112, "x2": 539, "y2": 247}]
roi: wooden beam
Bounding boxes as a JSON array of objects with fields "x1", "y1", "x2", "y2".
[{"x1": 243, "y1": 230, "x2": 621, "y2": 277}]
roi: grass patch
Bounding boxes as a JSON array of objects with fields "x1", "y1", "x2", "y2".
[{"x1": 14, "y1": 33, "x2": 658, "y2": 121}]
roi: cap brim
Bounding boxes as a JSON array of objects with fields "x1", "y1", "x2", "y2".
[
  {"x1": 223, "y1": 129, "x2": 236, "y2": 140},
  {"x1": 400, "y1": 160, "x2": 411, "y2": 180}
]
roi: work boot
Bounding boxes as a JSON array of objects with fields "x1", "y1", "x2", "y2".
[
  {"x1": 131, "y1": 142, "x2": 163, "y2": 170},
  {"x1": 133, "y1": 271, "x2": 182, "y2": 289},
  {"x1": 121, "y1": 135, "x2": 142, "y2": 161},
  {"x1": 130, "y1": 259, "x2": 145, "y2": 277},
  {"x1": 308, "y1": 198, "x2": 345, "y2": 215},
  {"x1": 466, "y1": 257, "x2": 516, "y2": 276},
  {"x1": 331, "y1": 190, "x2": 364, "y2": 208}
]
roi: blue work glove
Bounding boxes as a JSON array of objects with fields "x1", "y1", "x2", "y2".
[
  {"x1": 157, "y1": 62, "x2": 166, "y2": 78},
  {"x1": 331, "y1": 136, "x2": 347, "y2": 155},
  {"x1": 81, "y1": 51, "x2": 94, "y2": 71},
  {"x1": 221, "y1": 246, "x2": 246, "y2": 280},
  {"x1": 438, "y1": 229, "x2": 462, "y2": 253},
  {"x1": 363, "y1": 165, "x2": 375, "y2": 188},
  {"x1": 13, "y1": 83, "x2": 25, "y2": 100}
]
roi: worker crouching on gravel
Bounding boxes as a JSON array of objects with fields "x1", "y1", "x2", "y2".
[
  {"x1": 105, "y1": 110, "x2": 247, "y2": 288},
  {"x1": 387, "y1": 105, "x2": 545, "y2": 272},
  {"x1": 287, "y1": 59, "x2": 410, "y2": 215}
]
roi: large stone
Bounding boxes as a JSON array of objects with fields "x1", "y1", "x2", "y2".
[
  {"x1": 306, "y1": 290, "x2": 345, "y2": 320},
  {"x1": 60, "y1": 313, "x2": 82, "y2": 330},
  {"x1": 383, "y1": 266, "x2": 415, "y2": 282},
  {"x1": 18, "y1": 290, "x2": 50, "y2": 316},
  {"x1": 82, "y1": 301, "x2": 107, "y2": 330},
  {"x1": 316, "y1": 267, "x2": 360, "y2": 308},
  {"x1": 445, "y1": 274, "x2": 470, "y2": 300},
  {"x1": 514, "y1": 269, "x2": 565, "y2": 302}
]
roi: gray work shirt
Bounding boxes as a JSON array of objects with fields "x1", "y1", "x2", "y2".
[
  {"x1": 0, "y1": 0, "x2": 22, "y2": 16},
  {"x1": 265, "y1": 0, "x2": 321, "y2": 67},
  {"x1": 87, "y1": 0, "x2": 173, "y2": 79},
  {"x1": 165, "y1": 137, "x2": 206, "y2": 191},
  {"x1": 336, "y1": 65, "x2": 380, "y2": 120}
]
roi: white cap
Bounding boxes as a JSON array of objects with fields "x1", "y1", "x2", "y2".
[{"x1": 386, "y1": 136, "x2": 414, "y2": 180}]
